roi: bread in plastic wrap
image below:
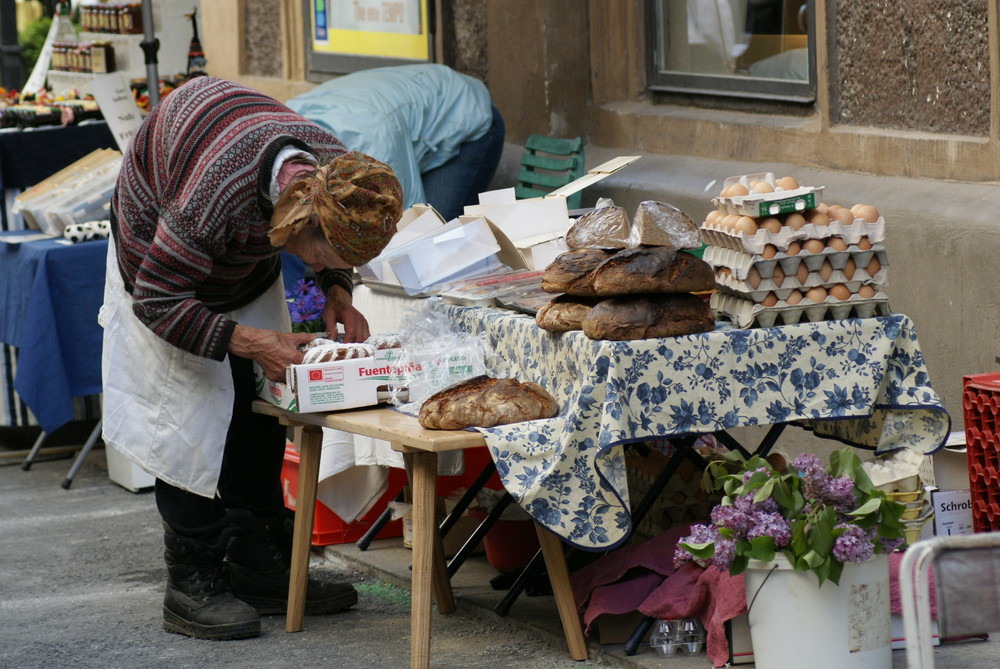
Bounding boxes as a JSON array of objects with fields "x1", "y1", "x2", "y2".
[
  {"x1": 565, "y1": 205, "x2": 630, "y2": 250},
  {"x1": 627, "y1": 201, "x2": 701, "y2": 249}
]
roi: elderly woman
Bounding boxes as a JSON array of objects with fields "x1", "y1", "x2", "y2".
[{"x1": 100, "y1": 76, "x2": 402, "y2": 640}]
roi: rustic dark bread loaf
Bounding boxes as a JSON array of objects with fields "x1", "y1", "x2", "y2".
[
  {"x1": 418, "y1": 375, "x2": 559, "y2": 430},
  {"x1": 535, "y1": 295, "x2": 601, "y2": 332},
  {"x1": 540, "y1": 248, "x2": 613, "y2": 295},
  {"x1": 589, "y1": 246, "x2": 715, "y2": 296},
  {"x1": 581, "y1": 293, "x2": 714, "y2": 340}
]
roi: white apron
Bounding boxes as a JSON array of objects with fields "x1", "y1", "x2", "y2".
[{"x1": 99, "y1": 237, "x2": 289, "y2": 498}]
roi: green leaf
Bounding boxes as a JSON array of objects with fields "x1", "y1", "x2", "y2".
[
  {"x1": 850, "y1": 497, "x2": 882, "y2": 516},
  {"x1": 801, "y1": 549, "x2": 824, "y2": 568},
  {"x1": 828, "y1": 559, "x2": 844, "y2": 586},
  {"x1": 678, "y1": 541, "x2": 715, "y2": 560},
  {"x1": 747, "y1": 535, "x2": 776, "y2": 563},
  {"x1": 730, "y1": 553, "x2": 749, "y2": 575},
  {"x1": 753, "y1": 478, "x2": 776, "y2": 504}
]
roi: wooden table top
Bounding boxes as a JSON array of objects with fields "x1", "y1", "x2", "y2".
[{"x1": 251, "y1": 400, "x2": 486, "y2": 453}]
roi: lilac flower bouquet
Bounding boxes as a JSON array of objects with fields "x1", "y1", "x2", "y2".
[
  {"x1": 285, "y1": 279, "x2": 326, "y2": 333},
  {"x1": 675, "y1": 446, "x2": 905, "y2": 586}
]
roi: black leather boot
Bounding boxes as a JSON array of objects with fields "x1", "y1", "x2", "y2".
[
  {"x1": 225, "y1": 509, "x2": 358, "y2": 615},
  {"x1": 162, "y1": 522, "x2": 260, "y2": 640}
]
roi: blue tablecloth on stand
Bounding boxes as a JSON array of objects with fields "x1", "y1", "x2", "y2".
[
  {"x1": 0, "y1": 229, "x2": 307, "y2": 433},
  {"x1": 0, "y1": 234, "x2": 107, "y2": 432},
  {"x1": 433, "y1": 300, "x2": 952, "y2": 551}
]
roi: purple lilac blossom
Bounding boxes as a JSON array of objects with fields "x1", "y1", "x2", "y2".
[
  {"x1": 747, "y1": 511, "x2": 791, "y2": 547},
  {"x1": 832, "y1": 524, "x2": 875, "y2": 563}
]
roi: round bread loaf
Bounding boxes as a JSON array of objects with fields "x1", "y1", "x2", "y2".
[
  {"x1": 589, "y1": 246, "x2": 715, "y2": 296},
  {"x1": 535, "y1": 295, "x2": 601, "y2": 332},
  {"x1": 581, "y1": 293, "x2": 714, "y2": 341},
  {"x1": 418, "y1": 375, "x2": 559, "y2": 430},
  {"x1": 540, "y1": 248, "x2": 613, "y2": 295}
]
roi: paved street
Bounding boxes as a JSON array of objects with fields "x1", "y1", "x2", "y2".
[{"x1": 2, "y1": 437, "x2": 998, "y2": 669}]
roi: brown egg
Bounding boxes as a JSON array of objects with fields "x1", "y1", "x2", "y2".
[
  {"x1": 760, "y1": 244, "x2": 778, "y2": 259},
  {"x1": 830, "y1": 207, "x2": 855, "y2": 226},
  {"x1": 785, "y1": 241, "x2": 802, "y2": 256},
  {"x1": 827, "y1": 236, "x2": 848, "y2": 252},
  {"x1": 806, "y1": 286, "x2": 828, "y2": 303},
  {"x1": 827, "y1": 204, "x2": 843, "y2": 213},
  {"x1": 866, "y1": 256, "x2": 882, "y2": 277},
  {"x1": 856, "y1": 205, "x2": 880, "y2": 222},
  {"x1": 754, "y1": 181, "x2": 775, "y2": 194},
  {"x1": 818, "y1": 260, "x2": 834, "y2": 282},
  {"x1": 784, "y1": 289, "x2": 803, "y2": 305},
  {"x1": 776, "y1": 176, "x2": 799, "y2": 190},
  {"x1": 759, "y1": 216, "x2": 782, "y2": 234},
  {"x1": 808, "y1": 211, "x2": 830, "y2": 226},
  {"x1": 746, "y1": 266, "x2": 761, "y2": 288},
  {"x1": 706, "y1": 209, "x2": 721, "y2": 223},
  {"x1": 729, "y1": 183, "x2": 750, "y2": 197},
  {"x1": 856, "y1": 236, "x2": 873, "y2": 250},
  {"x1": 771, "y1": 265, "x2": 786, "y2": 287},
  {"x1": 760, "y1": 292, "x2": 779, "y2": 307},
  {"x1": 829, "y1": 284, "x2": 852, "y2": 301},
  {"x1": 734, "y1": 216, "x2": 759, "y2": 235},
  {"x1": 850, "y1": 203, "x2": 866, "y2": 215},
  {"x1": 802, "y1": 239, "x2": 825, "y2": 254},
  {"x1": 720, "y1": 185, "x2": 732, "y2": 198},
  {"x1": 857, "y1": 285, "x2": 877, "y2": 299},
  {"x1": 814, "y1": 203, "x2": 829, "y2": 214},
  {"x1": 795, "y1": 262, "x2": 810, "y2": 284},
  {"x1": 842, "y1": 257, "x2": 857, "y2": 280},
  {"x1": 785, "y1": 213, "x2": 807, "y2": 230}
]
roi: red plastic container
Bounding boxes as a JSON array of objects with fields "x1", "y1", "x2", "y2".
[
  {"x1": 961, "y1": 372, "x2": 1000, "y2": 532},
  {"x1": 280, "y1": 443, "x2": 502, "y2": 546}
]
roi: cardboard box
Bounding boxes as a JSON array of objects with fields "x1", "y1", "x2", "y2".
[
  {"x1": 255, "y1": 347, "x2": 409, "y2": 414},
  {"x1": 932, "y1": 489, "x2": 974, "y2": 537}
]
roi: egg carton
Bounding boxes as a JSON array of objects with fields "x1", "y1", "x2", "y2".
[
  {"x1": 715, "y1": 270, "x2": 887, "y2": 302},
  {"x1": 700, "y1": 217, "x2": 885, "y2": 256},
  {"x1": 710, "y1": 290, "x2": 892, "y2": 329},
  {"x1": 705, "y1": 244, "x2": 887, "y2": 280},
  {"x1": 713, "y1": 172, "x2": 825, "y2": 217}
]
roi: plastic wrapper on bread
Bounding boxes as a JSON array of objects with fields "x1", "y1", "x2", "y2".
[
  {"x1": 390, "y1": 304, "x2": 492, "y2": 408},
  {"x1": 565, "y1": 204, "x2": 630, "y2": 250},
  {"x1": 628, "y1": 201, "x2": 701, "y2": 249}
]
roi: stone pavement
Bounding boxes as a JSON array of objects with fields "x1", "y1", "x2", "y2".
[{"x1": 2, "y1": 437, "x2": 998, "y2": 669}]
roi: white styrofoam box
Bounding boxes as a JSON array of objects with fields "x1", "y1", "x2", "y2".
[
  {"x1": 933, "y1": 431, "x2": 970, "y2": 491},
  {"x1": 105, "y1": 446, "x2": 154, "y2": 492}
]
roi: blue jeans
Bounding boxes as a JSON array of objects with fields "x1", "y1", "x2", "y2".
[{"x1": 421, "y1": 105, "x2": 506, "y2": 221}]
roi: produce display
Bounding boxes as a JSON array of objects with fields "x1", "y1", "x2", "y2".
[
  {"x1": 537, "y1": 201, "x2": 716, "y2": 340},
  {"x1": 701, "y1": 172, "x2": 890, "y2": 328}
]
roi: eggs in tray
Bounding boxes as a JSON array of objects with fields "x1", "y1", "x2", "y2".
[{"x1": 702, "y1": 173, "x2": 890, "y2": 328}]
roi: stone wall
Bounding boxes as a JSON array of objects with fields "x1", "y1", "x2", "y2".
[{"x1": 829, "y1": 0, "x2": 990, "y2": 135}]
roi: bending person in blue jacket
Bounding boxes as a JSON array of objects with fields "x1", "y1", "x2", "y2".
[{"x1": 287, "y1": 64, "x2": 505, "y2": 222}]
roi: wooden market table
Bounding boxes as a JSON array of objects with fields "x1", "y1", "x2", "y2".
[{"x1": 251, "y1": 400, "x2": 588, "y2": 669}]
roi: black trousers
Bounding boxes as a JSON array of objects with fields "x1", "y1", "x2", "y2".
[{"x1": 155, "y1": 355, "x2": 286, "y2": 540}]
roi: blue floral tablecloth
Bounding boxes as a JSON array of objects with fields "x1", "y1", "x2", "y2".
[{"x1": 433, "y1": 300, "x2": 950, "y2": 551}]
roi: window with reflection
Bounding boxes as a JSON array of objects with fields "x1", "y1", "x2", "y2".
[{"x1": 648, "y1": 0, "x2": 815, "y2": 102}]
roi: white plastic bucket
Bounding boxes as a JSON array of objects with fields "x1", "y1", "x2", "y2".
[{"x1": 743, "y1": 553, "x2": 891, "y2": 669}]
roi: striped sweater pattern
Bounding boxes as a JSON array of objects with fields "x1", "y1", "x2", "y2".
[{"x1": 111, "y1": 76, "x2": 347, "y2": 360}]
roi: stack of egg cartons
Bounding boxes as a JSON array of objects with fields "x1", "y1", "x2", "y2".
[{"x1": 700, "y1": 172, "x2": 891, "y2": 328}]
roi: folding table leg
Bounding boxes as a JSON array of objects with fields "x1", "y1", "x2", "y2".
[
  {"x1": 21, "y1": 430, "x2": 48, "y2": 471},
  {"x1": 61, "y1": 419, "x2": 103, "y2": 489},
  {"x1": 286, "y1": 425, "x2": 322, "y2": 633},
  {"x1": 407, "y1": 449, "x2": 440, "y2": 669}
]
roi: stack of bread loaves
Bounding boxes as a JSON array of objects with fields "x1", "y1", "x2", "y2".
[
  {"x1": 535, "y1": 201, "x2": 717, "y2": 340},
  {"x1": 701, "y1": 172, "x2": 890, "y2": 328}
]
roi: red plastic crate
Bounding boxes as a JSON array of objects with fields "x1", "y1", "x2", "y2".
[
  {"x1": 961, "y1": 372, "x2": 1000, "y2": 532},
  {"x1": 280, "y1": 443, "x2": 502, "y2": 546}
]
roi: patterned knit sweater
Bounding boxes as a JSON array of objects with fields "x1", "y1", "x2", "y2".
[{"x1": 112, "y1": 76, "x2": 349, "y2": 360}]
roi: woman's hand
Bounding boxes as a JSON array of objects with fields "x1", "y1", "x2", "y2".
[
  {"x1": 322, "y1": 285, "x2": 370, "y2": 342},
  {"x1": 228, "y1": 324, "x2": 315, "y2": 382}
]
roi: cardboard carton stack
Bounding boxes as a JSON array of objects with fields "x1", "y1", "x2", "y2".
[{"x1": 701, "y1": 172, "x2": 891, "y2": 328}]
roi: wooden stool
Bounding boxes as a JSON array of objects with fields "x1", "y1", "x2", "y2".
[{"x1": 252, "y1": 401, "x2": 588, "y2": 669}]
